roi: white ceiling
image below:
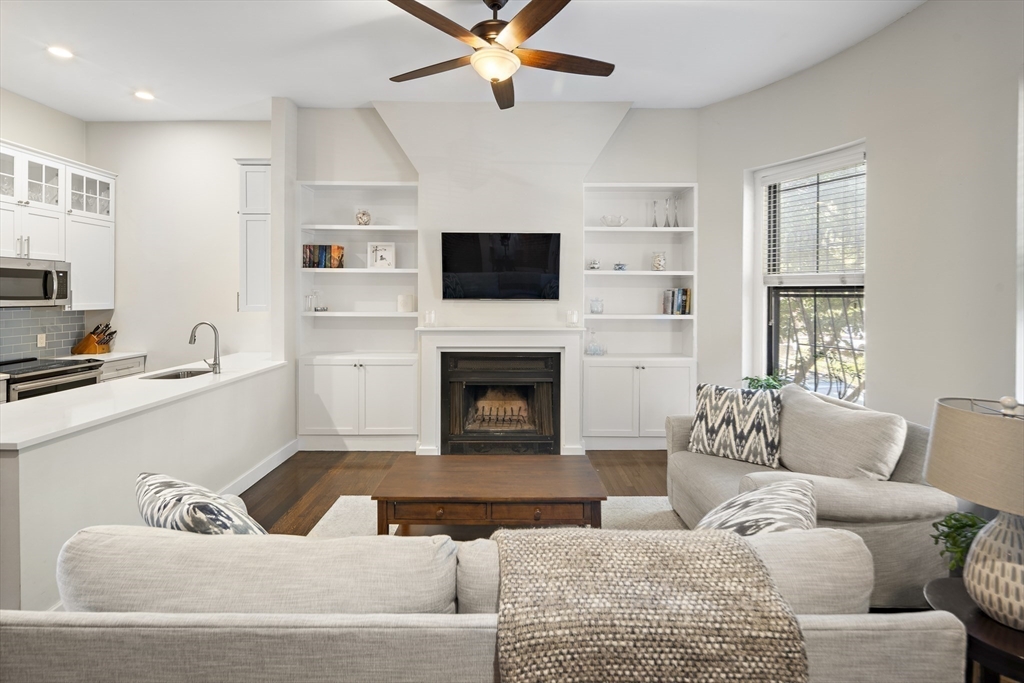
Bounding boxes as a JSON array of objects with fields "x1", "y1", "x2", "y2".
[{"x1": 0, "y1": 0, "x2": 924, "y2": 122}]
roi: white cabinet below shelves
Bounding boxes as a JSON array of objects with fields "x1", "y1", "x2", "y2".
[
  {"x1": 299, "y1": 356, "x2": 417, "y2": 436},
  {"x1": 66, "y1": 214, "x2": 114, "y2": 310},
  {"x1": 583, "y1": 357, "x2": 693, "y2": 439}
]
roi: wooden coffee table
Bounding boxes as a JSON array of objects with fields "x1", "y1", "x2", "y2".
[{"x1": 372, "y1": 455, "x2": 608, "y2": 535}]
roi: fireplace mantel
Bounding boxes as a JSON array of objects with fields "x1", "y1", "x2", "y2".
[{"x1": 417, "y1": 327, "x2": 585, "y2": 456}]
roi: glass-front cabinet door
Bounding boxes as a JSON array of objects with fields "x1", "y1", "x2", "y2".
[
  {"x1": 67, "y1": 167, "x2": 114, "y2": 222},
  {"x1": 0, "y1": 150, "x2": 16, "y2": 206},
  {"x1": 23, "y1": 152, "x2": 62, "y2": 211}
]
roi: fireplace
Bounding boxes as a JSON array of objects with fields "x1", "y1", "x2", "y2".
[{"x1": 441, "y1": 352, "x2": 560, "y2": 454}]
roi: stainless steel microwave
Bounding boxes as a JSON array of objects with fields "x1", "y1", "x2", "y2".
[{"x1": 0, "y1": 258, "x2": 71, "y2": 308}]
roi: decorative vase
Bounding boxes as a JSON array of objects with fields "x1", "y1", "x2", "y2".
[
  {"x1": 589, "y1": 298, "x2": 604, "y2": 314},
  {"x1": 673, "y1": 198, "x2": 680, "y2": 228},
  {"x1": 356, "y1": 209, "x2": 371, "y2": 225},
  {"x1": 963, "y1": 511, "x2": 1024, "y2": 629},
  {"x1": 663, "y1": 198, "x2": 672, "y2": 228},
  {"x1": 651, "y1": 251, "x2": 666, "y2": 271},
  {"x1": 651, "y1": 200, "x2": 658, "y2": 228}
]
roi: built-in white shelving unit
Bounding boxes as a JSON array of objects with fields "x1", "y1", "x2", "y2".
[{"x1": 582, "y1": 182, "x2": 698, "y2": 444}]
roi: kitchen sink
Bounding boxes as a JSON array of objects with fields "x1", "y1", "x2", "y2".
[{"x1": 141, "y1": 369, "x2": 213, "y2": 380}]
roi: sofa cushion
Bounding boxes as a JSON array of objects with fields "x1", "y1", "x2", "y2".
[
  {"x1": 457, "y1": 539, "x2": 499, "y2": 614},
  {"x1": 688, "y1": 383, "x2": 782, "y2": 467},
  {"x1": 668, "y1": 450, "x2": 775, "y2": 525},
  {"x1": 58, "y1": 526, "x2": 458, "y2": 614},
  {"x1": 136, "y1": 473, "x2": 266, "y2": 535},
  {"x1": 453, "y1": 529, "x2": 871, "y2": 616},
  {"x1": 695, "y1": 479, "x2": 816, "y2": 535},
  {"x1": 779, "y1": 384, "x2": 907, "y2": 481}
]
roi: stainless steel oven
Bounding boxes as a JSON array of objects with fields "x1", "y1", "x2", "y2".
[
  {"x1": 0, "y1": 257, "x2": 71, "y2": 308},
  {"x1": 1, "y1": 357, "x2": 103, "y2": 402}
]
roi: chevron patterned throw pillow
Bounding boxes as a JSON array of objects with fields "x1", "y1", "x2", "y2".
[{"x1": 688, "y1": 383, "x2": 782, "y2": 467}]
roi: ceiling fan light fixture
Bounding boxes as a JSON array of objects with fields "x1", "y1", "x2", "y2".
[{"x1": 470, "y1": 47, "x2": 520, "y2": 83}]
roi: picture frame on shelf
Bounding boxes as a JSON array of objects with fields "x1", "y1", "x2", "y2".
[{"x1": 367, "y1": 242, "x2": 395, "y2": 269}]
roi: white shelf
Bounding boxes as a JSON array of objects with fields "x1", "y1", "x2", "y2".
[
  {"x1": 301, "y1": 312, "x2": 418, "y2": 318},
  {"x1": 302, "y1": 268, "x2": 418, "y2": 274},
  {"x1": 584, "y1": 314, "x2": 694, "y2": 320},
  {"x1": 584, "y1": 227, "x2": 695, "y2": 233},
  {"x1": 583, "y1": 270, "x2": 694, "y2": 276},
  {"x1": 301, "y1": 224, "x2": 417, "y2": 232},
  {"x1": 585, "y1": 353, "x2": 695, "y2": 360}
]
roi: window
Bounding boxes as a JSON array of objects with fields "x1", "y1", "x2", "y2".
[{"x1": 759, "y1": 149, "x2": 866, "y2": 402}]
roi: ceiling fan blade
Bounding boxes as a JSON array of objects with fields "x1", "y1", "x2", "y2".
[
  {"x1": 514, "y1": 48, "x2": 614, "y2": 77},
  {"x1": 387, "y1": 0, "x2": 489, "y2": 49},
  {"x1": 491, "y1": 78, "x2": 515, "y2": 110},
  {"x1": 495, "y1": 0, "x2": 572, "y2": 50},
  {"x1": 390, "y1": 55, "x2": 472, "y2": 82}
]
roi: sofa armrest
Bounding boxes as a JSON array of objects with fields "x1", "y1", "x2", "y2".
[
  {"x1": 666, "y1": 415, "x2": 694, "y2": 455},
  {"x1": 740, "y1": 472, "x2": 957, "y2": 523},
  {"x1": 798, "y1": 612, "x2": 965, "y2": 683}
]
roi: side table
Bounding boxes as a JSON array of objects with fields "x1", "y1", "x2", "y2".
[{"x1": 924, "y1": 578, "x2": 1024, "y2": 683}]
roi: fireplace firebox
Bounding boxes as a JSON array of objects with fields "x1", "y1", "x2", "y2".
[{"x1": 440, "y1": 352, "x2": 560, "y2": 454}]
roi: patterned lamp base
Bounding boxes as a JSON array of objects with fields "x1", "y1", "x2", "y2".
[{"x1": 964, "y1": 511, "x2": 1024, "y2": 630}]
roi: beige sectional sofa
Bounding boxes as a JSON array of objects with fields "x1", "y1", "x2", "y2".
[
  {"x1": 1, "y1": 525, "x2": 965, "y2": 682},
  {"x1": 667, "y1": 390, "x2": 958, "y2": 608}
]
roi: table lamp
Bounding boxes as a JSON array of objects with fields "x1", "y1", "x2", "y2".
[{"x1": 924, "y1": 396, "x2": 1024, "y2": 630}]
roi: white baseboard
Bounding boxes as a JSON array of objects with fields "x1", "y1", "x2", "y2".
[
  {"x1": 299, "y1": 435, "x2": 418, "y2": 452},
  {"x1": 219, "y1": 439, "x2": 299, "y2": 496},
  {"x1": 583, "y1": 436, "x2": 668, "y2": 451}
]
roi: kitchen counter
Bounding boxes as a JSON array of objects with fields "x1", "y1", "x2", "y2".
[
  {"x1": 0, "y1": 373, "x2": 8, "y2": 381},
  {"x1": 56, "y1": 351, "x2": 146, "y2": 362},
  {"x1": 0, "y1": 353, "x2": 286, "y2": 450}
]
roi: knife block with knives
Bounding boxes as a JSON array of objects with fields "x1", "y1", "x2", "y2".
[{"x1": 72, "y1": 324, "x2": 117, "y2": 355}]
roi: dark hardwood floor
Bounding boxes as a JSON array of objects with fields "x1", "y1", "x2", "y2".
[{"x1": 241, "y1": 450, "x2": 667, "y2": 535}]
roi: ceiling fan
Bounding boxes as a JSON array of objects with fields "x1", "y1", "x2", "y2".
[{"x1": 387, "y1": 0, "x2": 615, "y2": 110}]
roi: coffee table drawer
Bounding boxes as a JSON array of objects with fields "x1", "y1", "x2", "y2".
[
  {"x1": 392, "y1": 502, "x2": 487, "y2": 521},
  {"x1": 491, "y1": 503, "x2": 585, "y2": 522}
]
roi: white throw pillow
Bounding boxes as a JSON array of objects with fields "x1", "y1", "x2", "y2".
[
  {"x1": 136, "y1": 473, "x2": 267, "y2": 535},
  {"x1": 778, "y1": 384, "x2": 907, "y2": 480},
  {"x1": 695, "y1": 479, "x2": 816, "y2": 536}
]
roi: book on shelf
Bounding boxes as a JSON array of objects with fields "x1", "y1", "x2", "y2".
[
  {"x1": 663, "y1": 288, "x2": 692, "y2": 315},
  {"x1": 302, "y1": 244, "x2": 345, "y2": 268}
]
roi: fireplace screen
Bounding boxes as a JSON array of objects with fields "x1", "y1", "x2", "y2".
[{"x1": 441, "y1": 352, "x2": 559, "y2": 454}]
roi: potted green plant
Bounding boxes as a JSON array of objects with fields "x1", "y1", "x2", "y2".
[
  {"x1": 931, "y1": 512, "x2": 988, "y2": 576},
  {"x1": 741, "y1": 374, "x2": 786, "y2": 390}
]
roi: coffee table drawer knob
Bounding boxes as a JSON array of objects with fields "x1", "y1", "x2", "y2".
[
  {"x1": 534, "y1": 508, "x2": 542, "y2": 521},
  {"x1": 436, "y1": 507, "x2": 444, "y2": 519}
]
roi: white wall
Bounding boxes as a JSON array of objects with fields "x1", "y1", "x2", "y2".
[
  {"x1": 297, "y1": 108, "x2": 416, "y2": 182},
  {"x1": 697, "y1": 0, "x2": 1023, "y2": 424},
  {"x1": 0, "y1": 87, "x2": 87, "y2": 162},
  {"x1": 85, "y1": 121, "x2": 272, "y2": 370},
  {"x1": 375, "y1": 102, "x2": 629, "y2": 329},
  {"x1": 586, "y1": 109, "x2": 699, "y2": 183}
]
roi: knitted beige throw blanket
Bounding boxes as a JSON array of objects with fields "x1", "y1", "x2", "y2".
[{"x1": 493, "y1": 528, "x2": 808, "y2": 683}]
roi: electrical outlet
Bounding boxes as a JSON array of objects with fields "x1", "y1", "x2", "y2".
[{"x1": 36, "y1": 333, "x2": 46, "y2": 348}]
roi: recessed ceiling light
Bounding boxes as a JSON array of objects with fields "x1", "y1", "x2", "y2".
[
  {"x1": 47, "y1": 46, "x2": 74, "y2": 59},
  {"x1": 134, "y1": 91, "x2": 155, "y2": 101}
]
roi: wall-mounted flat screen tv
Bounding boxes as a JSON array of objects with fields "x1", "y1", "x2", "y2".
[{"x1": 441, "y1": 232, "x2": 560, "y2": 300}]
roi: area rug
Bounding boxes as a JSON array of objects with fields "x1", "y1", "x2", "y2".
[{"x1": 307, "y1": 495, "x2": 687, "y2": 538}]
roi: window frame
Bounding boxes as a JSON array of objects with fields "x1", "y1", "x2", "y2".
[{"x1": 746, "y1": 143, "x2": 866, "y2": 379}]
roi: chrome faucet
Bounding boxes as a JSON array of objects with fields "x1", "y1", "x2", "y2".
[{"x1": 188, "y1": 321, "x2": 221, "y2": 374}]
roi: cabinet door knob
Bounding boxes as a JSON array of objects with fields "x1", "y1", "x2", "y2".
[
  {"x1": 436, "y1": 507, "x2": 444, "y2": 519},
  {"x1": 534, "y1": 508, "x2": 542, "y2": 521},
  {"x1": 641, "y1": 366, "x2": 646, "y2": 370},
  {"x1": 67, "y1": 209, "x2": 72, "y2": 214}
]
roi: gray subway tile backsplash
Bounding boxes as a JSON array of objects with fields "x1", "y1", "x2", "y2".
[{"x1": 0, "y1": 307, "x2": 86, "y2": 362}]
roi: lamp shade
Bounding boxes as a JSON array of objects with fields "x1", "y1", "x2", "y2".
[
  {"x1": 924, "y1": 398, "x2": 1024, "y2": 515},
  {"x1": 470, "y1": 47, "x2": 521, "y2": 83}
]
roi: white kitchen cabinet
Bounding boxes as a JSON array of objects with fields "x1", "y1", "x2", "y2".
[
  {"x1": 583, "y1": 357, "x2": 693, "y2": 438},
  {"x1": 66, "y1": 167, "x2": 114, "y2": 222},
  {"x1": 238, "y1": 163, "x2": 270, "y2": 214},
  {"x1": 0, "y1": 146, "x2": 64, "y2": 212},
  {"x1": 236, "y1": 160, "x2": 269, "y2": 312},
  {"x1": 299, "y1": 355, "x2": 417, "y2": 436},
  {"x1": 20, "y1": 204, "x2": 64, "y2": 261},
  {"x1": 0, "y1": 201, "x2": 18, "y2": 258},
  {"x1": 66, "y1": 214, "x2": 114, "y2": 309}
]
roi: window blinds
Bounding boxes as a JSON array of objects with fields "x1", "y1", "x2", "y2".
[{"x1": 764, "y1": 161, "x2": 865, "y2": 286}]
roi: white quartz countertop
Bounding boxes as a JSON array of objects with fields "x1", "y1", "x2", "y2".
[
  {"x1": 56, "y1": 351, "x2": 147, "y2": 362},
  {"x1": 0, "y1": 353, "x2": 287, "y2": 451},
  {"x1": 0, "y1": 373, "x2": 8, "y2": 381}
]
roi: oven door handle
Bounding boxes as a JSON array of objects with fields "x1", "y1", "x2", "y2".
[{"x1": 9, "y1": 368, "x2": 103, "y2": 399}]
